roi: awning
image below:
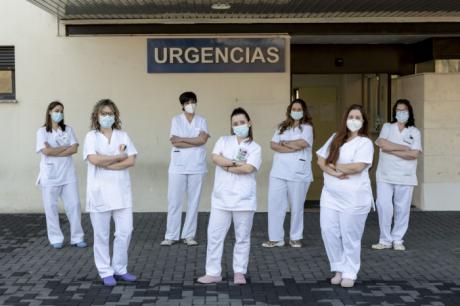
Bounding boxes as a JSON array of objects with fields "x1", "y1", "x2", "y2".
[{"x1": 27, "y1": 0, "x2": 460, "y2": 21}]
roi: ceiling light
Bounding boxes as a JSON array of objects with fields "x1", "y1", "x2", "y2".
[{"x1": 211, "y1": 3, "x2": 231, "y2": 10}]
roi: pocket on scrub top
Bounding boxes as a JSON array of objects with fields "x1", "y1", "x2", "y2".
[
  {"x1": 172, "y1": 150, "x2": 185, "y2": 166},
  {"x1": 236, "y1": 179, "x2": 253, "y2": 200},
  {"x1": 295, "y1": 158, "x2": 308, "y2": 174},
  {"x1": 45, "y1": 163, "x2": 57, "y2": 179}
]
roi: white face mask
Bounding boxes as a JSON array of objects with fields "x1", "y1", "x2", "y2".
[
  {"x1": 233, "y1": 124, "x2": 250, "y2": 138},
  {"x1": 290, "y1": 111, "x2": 303, "y2": 121},
  {"x1": 396, "y1": 110, "x2": 409, "y2": 123},
  {"x1": 184, "y1": 104, "x2": 196, "y2": 114},
  {"x1": 346, "y1": 119, "x2": 363, "y2": 132}
]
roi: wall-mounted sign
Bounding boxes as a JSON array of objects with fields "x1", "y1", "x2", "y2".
[{"x1": 147, "y1": 38, "x2": 285, "y2": 73}]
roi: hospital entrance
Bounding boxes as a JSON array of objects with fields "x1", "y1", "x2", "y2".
[{"x1": 292, "y1": 74, "x2": 391, "y2": 206}]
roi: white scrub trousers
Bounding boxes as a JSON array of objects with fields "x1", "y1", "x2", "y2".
[
  {"x1": 268, "y1": 177, "x2": 309, "y2": 241},
  {"x1": 165, "y1": 173, "x2": 204, "y2": 240},
  {"x1": 90, "y1": 207, "x2": 133, "y2": 278},
  {"x1": 376, "y1": 182, "x2": 414, "y2": 245},
  {"x1": 205, "y1": 208, "x2": 254, "y2": 277},
  {"x1": 41, "y1": 182, "x2": 84, "y2": 245},
  {"x1": 320, "y1": 207, "x2": 368, "y2": 280}
]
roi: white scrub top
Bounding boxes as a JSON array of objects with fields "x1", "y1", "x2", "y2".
[
  {"x1": 211, "y1": 136, "x2": 262, "y2": 212},
  {"x1": 376, "y1": 123, "x2": 422, "y2": 186},
  {"x1": 36, "y1": 126, "x2": 78, "y2": 187},
  {"x1": 316, "y1": 134, "x2": 374, "y2": 214},
  {"x1": 270, "y1": 124, "x2": 313, "y2": 182},
  {"x1": 83, "y1": 129, "x2": 138, "y2": 213},
  {"x1": 168, "y1": 113, "x2": 209, "y2": 174}
]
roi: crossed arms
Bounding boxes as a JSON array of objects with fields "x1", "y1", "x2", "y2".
[{"x1": 376, "y1": 138, "x2": 419, "y2": 160}]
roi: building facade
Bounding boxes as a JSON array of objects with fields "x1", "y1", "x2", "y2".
[{"x1": 0, "y1": 0, "x2": 459, "y2": 212}]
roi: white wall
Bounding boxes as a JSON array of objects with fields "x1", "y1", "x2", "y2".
[
  {"x1": 393, "y1": 73, "x2": 460, "y2": 210},
  {"x1": 0, "y1": 0, "x2": 291, "y2": 212}
]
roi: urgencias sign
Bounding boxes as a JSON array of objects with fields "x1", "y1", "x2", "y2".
[{"x1": 147, "y1": 38, "x2": 285, "y2": 73}]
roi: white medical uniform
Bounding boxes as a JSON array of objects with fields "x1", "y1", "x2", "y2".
[
  {"x1": 83, "y1": 129, "x2": 138, "y2": 278},
  {"x1": 316, "y1": 134, "x2": 374, "y2": 280},
  {"x1": 36, "y1": 126, "x2": 84, "y2": 245},
  {"x1": 375, "y1": 123, "x2": 422, "y2": 245},
  {"x1": 165, "y1": 113, "x2": 208, "y2": 241},
  {"x1": 268, "y1": 124, "x2": 313, "y2": 241},
  {"x1": 205, "y1": 136, "x2": 262, "y2": 277}
]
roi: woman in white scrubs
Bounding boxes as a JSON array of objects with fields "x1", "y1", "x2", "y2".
[
  {"x1": 316, "y1": 104, "x2": 374, "y2": 288},
  {"x1": 36, "y1": 101, "x2": 86, "y2": 249},
  {"x1": 161, "y1": 92, "x2": 209, "y2": 246},
  {"x1": 372, "y1": 99, "x2": 422, "y2": 251},
  {"x1": 262, "y1": 99, "x2": 313, "y2": 248},
  {"x1": 83, "y1": 99, "x2": 138, "y2": 286},
  {"x1": 197, "y1": 107, "x2": 262, "y2": 285}
]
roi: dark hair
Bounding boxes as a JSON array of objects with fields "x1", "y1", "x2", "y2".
[
  {"x1": 326, "y1": 104, "x2": 369, "y2": 165},
  {"x1": 391, "y1": 99, "x2": 415, "y2": 127},
  {"x1": 278, "y1": 98, "x2": 313, "y2": 134},
  {"x1": 44, "y1": 101, "x2": 66, "y2": 132},
  {"x1": 230, "y1": 107, "x2": 253, "y2": 142},
  {"x1": 179, "y1": 92, "x2": 197, "y2": 105},
  {"x1": 90, "y1": 99, "x2": 122, "y2": 130}
]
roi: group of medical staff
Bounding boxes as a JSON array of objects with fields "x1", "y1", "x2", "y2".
[{"x1": 36, "y1": 92, "x2": 421, "y2": 288}]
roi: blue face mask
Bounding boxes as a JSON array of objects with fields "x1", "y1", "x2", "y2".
[
  {"x1": 233, "y1": 124, "x2": 250, "y2": 138},
  {"x1": 51, "y1": 112, "x2": 63, "y2": 123},
  {"x1": 290, "y1": 111, "x2": 303, "y2": 121},
  {"x1": 99, "y1": 115, "x2": 115, "y2": 129},
  {"x1": 396, "y1": 111, "x2": 409, "y2": 123}
]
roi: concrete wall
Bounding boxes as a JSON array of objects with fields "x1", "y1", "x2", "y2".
[
  {"x1": 393, "y1": 73, "x2": 460, "y2": 210},
  {"x1": 0, "y1": 0, "x2": 291, "y2": 212}
]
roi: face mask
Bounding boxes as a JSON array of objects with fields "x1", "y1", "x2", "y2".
[
  {"x1": 51, "y1": 112, "x2": 63, "y2": 123},
  {"x1": 99, "y1": 115, "x2": 115, "y2": 129},
  {"x1": 184, "y1": 103, "x2": 196, "y2": 114},
  {"x1": 396, "y1": 111, "x2": 409, "y2": 123},
  {"x1": 346, "y1": 119, "x2": 363, "y2": 132},
  {"x1": 233, "y1": 124, "x2": 250, "y2": 138},
  {"x1": 290, "y1": 111, "x2": 303, "y2": 121}
]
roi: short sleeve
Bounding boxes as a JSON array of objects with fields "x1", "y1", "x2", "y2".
[
  {"x1": 246, "y1": 143, "x2": 262, "y2": 171},
  {"x1": 410, "y1": 128, "x2": 422, "y2": 152},
  {"x1": 83, "y1": 131, "x2": 97, "y2": 161},
  {"x1": 377, "y1": 123, "x2": 391, "y2": 141},
  {"x1": 301, "y1": 124, "x2": 313, "y2": 147},
  {"x1": 36, "y1": 128, "x2": 47, "y2": 153},
  {"x1": 201, "y1": 118, "x2": 209, "y2": 134},
  {"x1": 271, "y1": 129, "x2": 281, "y2": 143},
  {"x1": 170, "y1": 117, "x2": 180, "y2": 138},
  {"x1": 68, "y1": 126, "x2": 79, "y2": 145},
  {"x1": 212, "y1": 136, "x2": 225, "y2": 155},
  {"x1": 353, "y1": 138, "x2": 374, "y2": 165},
  {"x1": 316, "y1": 134, "x2": 336, "y2": 159},
  {"x1": 124, "y1": 132, "x2": 138, "y2": 156}
]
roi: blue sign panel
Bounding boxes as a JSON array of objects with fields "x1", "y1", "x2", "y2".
[{"x1": 147, "y1": 38, "x2": 285, "y2": 73}]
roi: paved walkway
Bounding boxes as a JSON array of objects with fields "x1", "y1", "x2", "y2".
[{"x1": 1, "y1": 211, "x2": 460, "y2": 305}]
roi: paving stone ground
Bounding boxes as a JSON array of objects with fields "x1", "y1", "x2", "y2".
[{"x1": 1, "y1": 211, "x2": 460, "y2": 305}]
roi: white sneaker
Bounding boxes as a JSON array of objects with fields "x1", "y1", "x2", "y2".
[
  {"x1": 371, "y1": 243, "x2": 392, "y2": 250},
  {"x1": 393, "y1": 243, "x2": 406, "y2": 251},
  {"x1": 183, "y1": 237, "x2": 198, "y2": 246},
  {"x1": 261, "y1": 240, "x2": 285, "y2": 248},
  {"x1": 330, "y1": 272, "x2": 342, "y2": 285},
  {"x1": 160, "y1": 239, "x2": 177, "y2": 246},
  {"x1": 341, "y1": 278, "x2": 355, "y2": 288}
]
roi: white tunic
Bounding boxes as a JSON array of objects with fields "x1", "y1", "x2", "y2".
[
  {"x1": 316, "y1": 134, "x2": 374, "y2": 214},
  {"x1": 83, "y1": 129, "x2": 138, "y2": 213},
  {"x1": 270, "y1": 124, "x2": 313, "y2": 182},
  {"x1": 168, "y1": 113, "x2": 208, "y2": 174},
  {"x1": 376, "y1": 123, "x2": 422, "y2": 186},
  {"x1": 211, "y1": 136, "x2": 262, "y2": 212},
  {"x1": 36, "y1": 126, "x2": 78, "y2": 187}
]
